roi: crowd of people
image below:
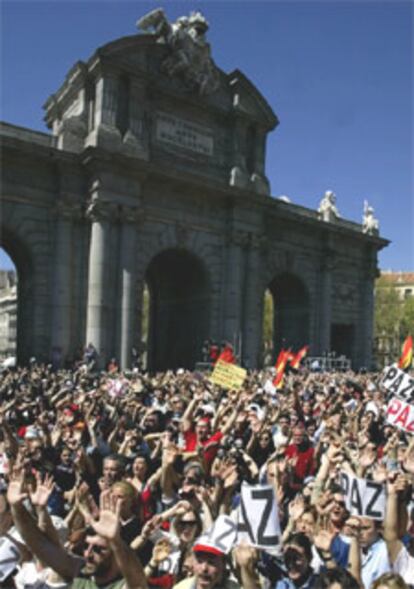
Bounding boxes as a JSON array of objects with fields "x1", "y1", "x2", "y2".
[{"x1": 0, "y1": 359, "x2": 413, "y2": 589}]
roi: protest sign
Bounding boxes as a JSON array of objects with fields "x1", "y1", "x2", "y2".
[
  {"x1": 210, "y1": 360, "x2": 247, "y2": 390},
  {"x1": 340, "y1": 471, "x2": 385, "y2": 520},
  {"x1": 195, "y1": 516, "x2": 237, "y2": 555},
  {"x1": 237, "y1": 483, "x2": 280, "y2": 548},
  {"x1": 381, "y1": 364, "x2": 414, "y2": 403},
  {"x1": 386, "y1": 397, "x2": 414, "y2": 434}
]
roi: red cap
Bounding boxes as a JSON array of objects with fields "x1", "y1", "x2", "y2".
[{"x1": 192, "y1": 544, "x2": 224, "y2": 557}]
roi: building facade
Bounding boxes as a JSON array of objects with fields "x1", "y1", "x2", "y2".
[
  {"x1": 0, "y1": 10, "x2": 388, "y2": 370},
  {"x1": 0, "y1": 270, "x2": 17, "y2": 359}
]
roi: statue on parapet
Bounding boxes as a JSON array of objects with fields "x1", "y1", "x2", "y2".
[
  {"x1": 362, "y1": 200, "x2": 379, "y2": 235},
  {"x1": 137, "y1": 8, "x2": 219, "y2": 95},
  {"x1": 318, "y1": 190, "x2": 340, "y2": 222}
]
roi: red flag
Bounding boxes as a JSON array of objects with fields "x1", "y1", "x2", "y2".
[
  {"x1": 398, "y1": 335, "x2": 413, "y2": 370},
  {"x1": 273, "y1": 349, "x2": 290, "y2": 388},
  {"x1": 290, "y1": 345, "x2": 309, "y2": 370},
  {"x1": 217, "y1": 345, "x2": 236, "y2": 365}
]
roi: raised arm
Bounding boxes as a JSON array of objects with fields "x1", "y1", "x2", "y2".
[
  {"x1": 8, "y1": 471, "x2": 81, "y2": 580},
  {"x1": 91, "y1": 490, "x2": 148, "y2": 589}
]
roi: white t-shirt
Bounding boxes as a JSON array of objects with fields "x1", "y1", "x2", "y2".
[{"x1": 393, "y1": 544, "x2": 414, "y2": 587}]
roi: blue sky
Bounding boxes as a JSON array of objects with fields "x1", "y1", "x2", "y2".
[{"x1": 1, "y1": 0, "x2": 413, "y2": 271}]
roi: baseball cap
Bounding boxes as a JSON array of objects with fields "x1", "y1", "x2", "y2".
[{"x1": 193, "y1": 542, "x2": 225, "y2": 557}]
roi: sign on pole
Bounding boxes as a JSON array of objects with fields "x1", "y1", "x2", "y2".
[{"x1": 210, "y1": 360, "x2": 247, "y2": 390}]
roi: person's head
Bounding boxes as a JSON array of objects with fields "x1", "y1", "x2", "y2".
[
  {"x1": 195, "y1": 417, "x2": 211, "y2": 442},
  {"x1": 313, "y1": 567, "x2": 360, "y2": 589},
  {"x1": 330, "y1": 493, "x2": 348, "y2": 526},
  {"x1": 60, "y1": 446, "x2": 73, "y2": 466},
  {"x1": 103, "y1": 455, "x2": 124, "y2": 485},
  {"x1": 192, "y1": 546, "x2": 226, "y2": 589},
  {"x1": 278, "y1": 414, "x2": 290, "y2": 434},
  {"x1": 296, "y1": 506, "x2": 318, "y2": 537},
  {"x1": 181, "y1": 462, "x2": 205, "y2": 497},
  {"x1": 283, "y1": 533, "x2": 312, "y2": 582},
  {"x1": 358, "y1": 517, "x2": 381, "y2": 548},
  {"x1": 174, "y1": 509, "x2": 203, "y2": 545},
  {"x1": 371, "y1": 572, "x2": 408, "y2": 589},
  {"x1": 111, "y1": 481, "x2": 138, "y2": 520},
  {"x1": 132, "y1": 454, "x2": 149, "y2": 480},
  {"x1": 258, "y1": 430, "x2": 273, "y2": 449},
  {"x1": 292, "y1": 426, "x2": 306, "y2": 446},
  {"x1": 82, "y1": 533, "x2": 117, "y2": 579}
]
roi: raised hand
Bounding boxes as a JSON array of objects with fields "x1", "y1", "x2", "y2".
[
  {"x1": 29, "y1": 472, "x2": 54, "y2": 508},
  {"x1": 152, "y1": 538, "x2": 172, "y2": 563},
  {"x1": 233, "y1": 542, "x2": 258, "y2": 569},
  {"x1": 7, "y1": 469, "x2": 28, "y2": 506},
  {"x1": 90, "y1": 489, "x2": 121, "y2": 542}
]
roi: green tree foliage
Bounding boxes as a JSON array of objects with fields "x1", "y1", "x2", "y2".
[
  {"x1": 374, "y1": 276, "x2": 403, "y2": 338},
  {"x1": 401, "y1": 295, "x2": 414, "y2": 337},
  {"x1": 263, "y1": 290, "x2": 274, "y2": 343}
]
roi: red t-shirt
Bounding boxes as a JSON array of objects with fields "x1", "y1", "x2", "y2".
[
  {"x1": 285, "y1": 443, "x2": 315, "y2": 482},
  {"x1": 183, "y1": 430, "x2": 223, "y2": 466}
]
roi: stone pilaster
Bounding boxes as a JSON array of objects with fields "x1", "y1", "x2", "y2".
[
  {"x1": 358, "y1": 251, "x2": 378, "y2": 369},
  {"x1": 250, "y1": 128, "x2": 270, "y2": 195},
  {"x1": 117, "y1": 206, "x2": 144, "y2": 369},
  {"x1": 50, "y1": 199, "x2": 79, "y2": 367},
  {"x1": 122, "y1": 79, "x2": 149, "y2": 158},
  {"x1": 85, "y1": 196, "x2": 115, "y2": 364},
  {"x1": 242, "y1": 233, "x2": 264, "y2": 368},
  {"x1": 86, "y1": 74, "x2": 122, "y2": 150},
  {"x1": 229, "y1": 115, "x2": 249, "y2": 188},
  {"x1": 318, "y1": 251, "x2": 335, "y2": 355}
]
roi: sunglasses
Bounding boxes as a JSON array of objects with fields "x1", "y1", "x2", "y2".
[
  {"x1": 183, "y1": 477, "x2": 199, "y2": 485},
  {"x1": 178, "y1": 520, "x2": 198, "y2": 528},
  {"x1": 87, "y1": 544, "x2": 107, "y2": 555}
]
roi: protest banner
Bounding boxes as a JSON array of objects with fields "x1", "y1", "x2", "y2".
[
  {"x1": 194, "y1": 516, "x2": 237, "y2": 555},
  {"x1": 237, "y1": 483, "x2": 280, "y2": 548},
  {"x1": 381, "y1": 364, "x2": 414, "y2": 403},
  {"x1": 386, "y1": 397, "x2": 414, "y2": 434},
  {"x1": 340, "y1": 471, "x2": 385, "y2": 520},
  {"x1": 210, "y1": 360, "x2": 247, "y2": 390}
]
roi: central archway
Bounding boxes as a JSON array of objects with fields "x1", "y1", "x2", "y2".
[
  {"x1": 267, "y1": 273, "x2": 310, "y2": 353},
  {"x1": 145, "y1": 249, "x2": 210, "y2": 371}
]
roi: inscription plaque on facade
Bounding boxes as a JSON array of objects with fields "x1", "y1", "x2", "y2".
[{"x1": 156, "y1": 112, "x2": 214, "y2": 156}]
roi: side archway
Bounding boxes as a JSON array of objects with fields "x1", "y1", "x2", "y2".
[
  {"x1": 0, "y1": 229, "x2": 34, "y2": 365},
  {"x1": 267, "y1": 273, "x2": 310, "y2": 353},
  {"x1": 145, "y1": 248, "x2": 210, "y2": 371}
]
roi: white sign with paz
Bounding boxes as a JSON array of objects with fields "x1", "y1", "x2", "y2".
[
  {"x1": 237, "y1": 483, "x2": 280, "y2": 549},
  {"x1": 340, "y1": 471, "x2": 385, "y2": 520}
]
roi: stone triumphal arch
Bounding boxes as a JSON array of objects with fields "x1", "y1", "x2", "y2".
[{"x1": 0, "y1": 9, "x2": 388, "y2": 370}]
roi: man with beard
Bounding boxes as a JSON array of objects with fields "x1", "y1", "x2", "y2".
[{"x1": 8, "y1": 470, "x2": 148, "y2": 589}]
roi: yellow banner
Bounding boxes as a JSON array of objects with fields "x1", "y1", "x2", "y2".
[{"x1": 210, "y1": 360, "x2": 247, "y2": 390}]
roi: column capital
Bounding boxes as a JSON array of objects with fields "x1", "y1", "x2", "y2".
[
  {"x1": 85, "y1": 198, "x2": 116, "y2": 223},
  {"x1": 53, "y1": 196, "x2": 82, "y2": 221}
]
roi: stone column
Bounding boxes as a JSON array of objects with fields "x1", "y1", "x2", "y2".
[
  {"x1": 50, "y1": 200, "x2": 76, "y2": 368},
  {"x1": 85, "y1": 197, "x2": 113, "y2": 365},
  {"x1": 117, "y1": 206, "x2": 142, "y2": 370},
  {"x1": 241, "y1": 234, "x2": 265, "y2": 368},
  {"x1": 358, "y1": 253, "x2": 378, "y2": 369},
  {"x1": 318, "y1": 253, "x2": 334, "y2": 355},
  {"x1": 222, "y1": 229, "x2": 248, "y2": 354}
]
